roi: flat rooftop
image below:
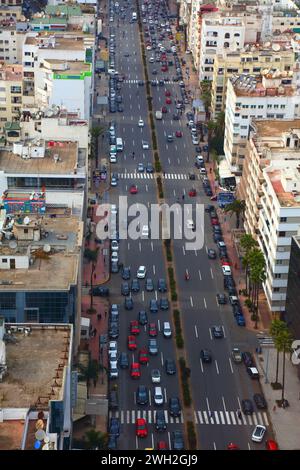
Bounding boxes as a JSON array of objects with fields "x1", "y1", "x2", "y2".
[
  {"x1": 0, "y1": 63, "x2": 22, "y2": 81},
  {"x1": 0, "y1": 420, "x2": 24, "y2": 450},
  {"x1": 1, "y1": 325, "x2": 71, "y2": 409},
  {"x1": 267, "y1": 169, "x2": 300, "y2": 207},
  {"x1": 0, "y1": 141, "x2": 78, "y2": 175},
  {"x1": 254, "y1": 119, "x2": 300, "y2": 137},
  {"x1": 25, "y1": 34, "x2": 89, "y2": 50},
  {"x1": 43, "y1": 59, "x2": 91, "y2": 74}
]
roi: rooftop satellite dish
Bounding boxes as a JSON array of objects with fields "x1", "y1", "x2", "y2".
[
  {"x1": 9, "y1": 240, "x2": 17, "y2": 249},
  {"x1": 43, "y1": 244, "x2": 51, "y2": 253},
  {"x1": 24, "y1": 216, "x2": 30, "y2": 225},
  {"x1": 272, "y1": 44, "x2": 280, "y2": 52}
]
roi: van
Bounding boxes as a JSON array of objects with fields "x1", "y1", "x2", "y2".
[
  {"x1": 116, "y1": 137, "x2": 123, "y2": 152},
  {"x1": 163, "y1": 321, "x2": 172, "y2": 338},
  {"x1": 153, "y1": 386, "x2": 164, "y2": 405},
  {"x1": 155, "y1": 110, "x2": 162, "y2": 120}
]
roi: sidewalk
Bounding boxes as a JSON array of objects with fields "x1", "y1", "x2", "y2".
[{"x1": 256, "y1": 348, "x2": 300, "y2": 449}]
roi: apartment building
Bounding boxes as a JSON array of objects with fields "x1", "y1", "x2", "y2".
[
  {"x1": 0, "y1": 63, "x2": 22, "y2": 132},
  {"x1": 211, "y1": 41, "x2": 295, "y2": 117},
  {"x1": 238, "y1": 119, "x2": 300, "y2": 314},
  {"x1": 224, "y1": 71, "x2": 300, "y2": 173}
]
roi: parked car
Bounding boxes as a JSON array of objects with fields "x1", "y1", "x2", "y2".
[
  {"x1": 242, "y1": 351, "x2": 254, "y2": 367},
  {"x1": 150, "y1": 299, "x2": 159, "y2": 313},
  {"x1": 109, "y1": 417, "x2": 120, "y2": 437},
  {"x1": 90, "y1": 286, "x2": 110, "y2": 296},
  {"x1": 253, "y1": 393, "x2": 267, "y2": 410},
  {"x1": 216, "y1": 293, "x2": 227, "y2": 305},
  {"x1": 124, "y1": 296, "x2": 134, "y2": 310},
  {"x1": 138, "y1": 310, "x2": 148, "y2": 325},
  {"x1": 155, "y1": 410, "x2": 167, "y2": 431},
  {"x1": 252, "y1": 425, "x2": 266, "y2": 443},
  {"x1": 171, "y1": 431, "x2": 184, "y2": 450},
  {"x1": 165, "y1": 358, "x2": 176, "y2": 375},
  {"x1": 168, "y1": 397, "x2": 181, "y2": 417},
  {"x1": 119, "y1": 352, "x2": 129, "y2": 369}
]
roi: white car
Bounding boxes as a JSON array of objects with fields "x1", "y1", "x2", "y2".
[
  {"x1": 251, "y1": 425, "x2": 266, "y2": 443},
  {"x1": 142, "y1": 140, "x2": 149, "y2": 150},
  {"x1": 137, "y1": 265, "x2": 146, "y2": 279},
  {"x1": 108, "y1": 341, "x2": 117, "y2": 355},
  {"x1": 111, "y1": 251, "x2": 119, "y2": 263},
  {"x1": 110, "y1": 154, "x2": 117, "y2": 163},
  {"x1": 196, "y1": 155, "x2": 204, "y2": 163},
  {"x1": 222, "y1": 264, "x2": 232, "y2": 276},
  {"x1": 149, "y1": 57, "x2": 155, "y2": 63},
  {"x1": 138, "y1": 119, "x2": 144, "y2": 127},
  {"x1": 151, "y1": 369, "x2": 161, "y2": 383},
  {"x1": 111, "y1": 240, "x2": 119, "y2": 251},
  {"x1": 146, "y1": 45, "x2": 152, "y2": 50},
  {"x1": 153, "y1": 386, "x2": 164, "y2": 405},
  {"x1": 186, "y1": 219, "x2": 195, "y2": 230},
  {"x1": 192, "y1": 137, "x2": 199, "y2": 145},
  {"x1": 109, "y1": 360, "x2": 119, "y2": 379}
]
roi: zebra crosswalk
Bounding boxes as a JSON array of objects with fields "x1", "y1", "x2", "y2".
[
  {"x1": 109, "y1": 409, "x2": 269, "y2": 426},
  {"x1": 118, "y1": 172, "x2": 198, "y2": 180},
  {"x1": 124, "y1": 79, "x2": 177, "y2": 85}
]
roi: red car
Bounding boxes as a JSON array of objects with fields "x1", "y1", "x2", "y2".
[
  {"x1": 131, "y1": 362, "x2": 141, "y2": 379},
  {"x1": 157, "y1": 441, "x2": 168, "y2": 450},
  {"x1": 130, "y1": 184, "x2": 138, "y2": 194},
  {"x1": 227, "y1": 443, "x2": 239, "y2": 450},
  {"x1": 130, "y1": 320, "x2": 140, "y2": 335},
  {"x1": 148, "y1": 322, "x2": 157, "y2": 337},
  {"x1": 138, "y1": 348, "x2": 149, "y2": 364},
  {"x1": 162, "y1": 106, "x2": 167, "y2": 113},
  {"x1": 175, "y1": 131, "x2": 182, "y2": 138},
  {"x1": 188, "y1": 188, "x2": 197, "y2": 197},
  {"x1": 211, "y1": 217, "x2": 219, "y2": 225},
  {"x1": 128, "y1": 335, "x2": 137, "y2": 351},
  {"x1": 165, "y1": 98, "x2": 172, "y2": 105},
  {"x1": 161, "y1": 65, "x2": 168, "y2": 72},
  {"x1": 165, "y1": 90, "x2": 171, "y2": 97},
  {"x1": 136, "y1": 418, "x2": 148, "y2": 437}
]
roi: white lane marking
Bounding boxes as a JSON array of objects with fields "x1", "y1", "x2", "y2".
[
  {"x1": 146, "y1": 184, "x2": 148, "y2": 192},
  {"x1": 136, "y1": 436, "x2": 138, "y2": 450},
  {"x1": 198, "y1": 269, "x2": 202, "y2": 281},
  {"x1": 134, "y1": 391, "x2": 136, "y2": 405},
  {"x1": 194, "y1": 325, "x2": 198, "y2": 338},
  {"x1": 190, "y1": 296, "x2": 193, "y2": 307},
  {"x1": 151, "y1": 434, "x2": 154, "y2": 449},
  {"x1": 151, "y1": 241, "x2": 154, "y2": 251},
  {"x1": 204, "y1": 297, "x2": 207, "y2": 309},
  {"x1": 149, "y1": 390, "x2": 152, "y2": 407},
  {"x1": 155, "y1": 290, "x2": 158, "y2": 300},
  {"x1": 209, "y1": 327, "x2": 212, "y2": 340},
  {"x1": 219, "y1": 411, "x2": 225, "y2": 424},
  {"x1": 215, "y1": 360, "x2": 219, "y2": 375},
  {"x1": 229, "y1": 357, "x2": 234, "y2": 373},
  {"x1": 158, "y1": 319, "x2": 161, "y2": 331},
  {"x1": 222, "y1": 325, "x2": 226, "y2": 338},
  {"x1": 214, "y1": 411, "x2": 220, "y2": 425},
  {"x1": 222, "y1": 396, "x2": 227, "y2": 412},
  {"x1": 210, "y1": 268, "x2": 214, "y2": 279},
  {"x1": 153, "y1": 265, "x2": 156, "y2": 275},
  {"x1": 164, "y1": 388, "x2": 167, "y2": 403},
  {"x1": 200, "y1": 357, "x2": 203, "y2": 373},
  {"x1": 248, "y1": 443, "x2": 251, "y2": 450},
  {"x1": 183, "y1": 142, "x2": 186, "y2": 148},
  {"x1": 205, "y1": 245, "x2": 208, "y2": 254},
  {"x1": 168, "y1": 157, "x2": 171, "y2": 164},
  {"x1": 142, "y1": 291, "x2": 145, "y2": 302},
  {"x1": 206, "y1": 397, "x2": 210, "y2": 412},
  {"x1": 216, "y1": 297, "x2": 219, "y2": 306},
  {"x1": 128, "y1": 242, "x2": 130, "y2": 250},
  {"x1": 168, "y1": 432, "x2": 171, "y2": 450},
  {"x1": 182, "y1": 246, "x2": 186, "y2": 255},
  {"x1": 194, "y1": 249, "x2": 198, "y2": 256},
  {"x1": 177, "y1": 157, "x2": 180, "y2": 164},
  {"x1": 160, "y1": 351, "x2": 164, "y2": 366},
  {"x1": 139, "y1": 242, "x2": 142, "y2": 252},
  {"x1": 175, "y1": 145, "x2": 177, "y2": 151},
  {"x1": 213, "y1": 442, "x2": 217, "y2": 450},
  {"x1": 203, "y1": 411, "x2": 209, "y2": 424}
]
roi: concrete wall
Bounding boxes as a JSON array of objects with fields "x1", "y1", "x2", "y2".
[
  {"x1": 0, "y1": 255, "x2": 29, "y2": 270},
  {"x1": 50, "y1": 79, "x2": 85, "y2": 118}
]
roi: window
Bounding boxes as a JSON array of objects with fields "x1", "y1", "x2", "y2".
[
  {"x1": 250, "y1": 105, "x2": 256, "y2": 109},
  {"x1": 0, "y1": 292, "x2": 16, "y2": 310},
  {"x1": 274, "y1": 105, "x2": 279, "y2": 109},
  {"x1": 24, "y1": 308, "x2": 39, "y2": 322},
  {"x1": 224, "y1": 42, "x2": 230, "y2": 48},
  {"x1": 24, "y1": 228, "x2": 28, "y2": 234},
  {"x1": 275, "y1": 274, "x2": 281, "y2": 279},
  {"x1": 258, "y1": 105, "x2": 264, "y2": 109},
  {"x1": 280, "y1": 217, "x2": 287, "y2": 222},
  {"x1": 253, "y1": 67, "x2": 261, "y2": 73},
  {"x1": 280, "y1": 105, "x2": 285, "y2": 109},
  {"x1": 224, "y1": 33, "x2": 230, "y2": 39},
  {"x1": 276, "y1": 260, "x2": 283, "y2": 265},
  {"x1": 2, "y1": 258, "x2": 7, "y2": 263},
  {"x1": 278, "y1": 231, "x2": 286, "y2": 237},
  {"x1": 267, "y1": 104, "x2": 272, "y2": 109},
  {"x1": 274, "y1": 288, "x2": 280, "y2": 292}
]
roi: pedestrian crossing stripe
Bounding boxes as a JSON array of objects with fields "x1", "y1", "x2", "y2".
[
  {"x1": 118, "y1": 173, "x2": 198, "y2": 180},
  {"x1": 124, "y1": 80, "x2": 177, "y2": 85},
  {"x1": 109, "y1": 409, "x2": 184, "y2": 424}
]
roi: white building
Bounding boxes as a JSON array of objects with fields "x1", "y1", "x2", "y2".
[{"x1": 224, "y1": 71, "x2": 300, "y2": 173}]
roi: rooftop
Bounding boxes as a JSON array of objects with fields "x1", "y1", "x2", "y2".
[
  {"x1": 0, "y1": 140, "x2": 79, "y2": 175},
  {"x1": 231, "y1": 72, "x2": 295, "y2": 97},
  {"x1": 0, "y1": 63, "x2": 22, "y2": 82},
  {"x1": 1, "y1": 323, "x2": 72, "y2": 408},
  {"x1": 254, "y1": 119, "x2": 300, "y2": 137},
  {"x1": 45, "y1": 5, "x2": 82, "y2": 16},
  {"x1": 24, "y1": 34, "x2": 87, "y2": 50},
  {"x1": 267, "y1": 168, "x2": 300, "y2": 207},
  {"x1": 42, "y1": 58, "x2": 91, "y2": 75}
]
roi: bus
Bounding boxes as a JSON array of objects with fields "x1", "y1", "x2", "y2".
[{"x1": 116, "y1": 137, "x2": 123, "y2": 152}]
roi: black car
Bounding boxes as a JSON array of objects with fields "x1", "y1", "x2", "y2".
[
  {"x1": 111, "y1": 261, "x2": 119, "y2": 273},
  {"x1": 109, "y1": 322, "x2": 119, "y2": 339},
  {"x1": 212, "y1": 326, "x2": 224, "y2": 338},
  {"x1": 109, "y1": 417, "x2": 120, "y2": 437},
  {"x1": 158, "y1": 278, "x2": 167, "y2": 292},
  {"x1": 232, "y1": 304, "x2": 243, "y2": 317},
  {"x1": 131, "y1": 278, "x2": 140, "y2": 293},
  {"x1": 107, "y1": 435, "x2": 118, "y2": 450},
  {"x1": 122, "y1": 266, "x2": 131, "y2": 280},
  {"x1": 146, "y1": 163, "x2": 154, "y2": 173},
  {"x1": 119, "y1": 352, "x2": 129, "y2": 369},
  {"x1": 213, "y1": 225, "x2": 222, "y2": 234},
  {"x1": 253, "y1": 393, "x2": 267, "y2": 410},
  {"x1": 138, "y1": 310, "x2": 148, "y2": 325},
  {"x1": 108, "y1": 390, "x2": 119, "y2": 411},
  {"x1": 138, "y1": 80, "x2": 144, "y2": 86},
  {"x1": 136, "y1": 385, "x2": 149, "y2": 405},
  {"x1": 149, "y1": 299, "x2": 159, "y2": 313},
  {"x1": 165, "y1": 359, "x2": 176, "y2": 375},
  {"x1": 205, "y1": 204, "x2": 215, "y2": 213},
  {"x1": 160, "y1": 298, "x2": 169, "y2": 310},
  {"x1": 216, "y1": 293, "x2": 227, "y2": 305},
  {"x1": 212, "y1": 226, "x2": 221, "y2": 238},
  {"x1": 155, "y1": 410, "x2": 167, "y2": 431},
  {"x1": 228, "y1": 286, "x2": 238, "y2": 296},
  {"x1": 171, "y1": 431, "x2": 184, "y2": 450},
  {"x1": 224, "y1": 276, "x2": 235, "y2": 289},
  {"x1": 151, "y1": 80, "x2": 158, "y2": 86},
  {"x1": 241, "y1": 399, "x2": 254, "y2": 415},
  {"x1": 90, "y1": 286, "x2": 110, "y2": 296},
  {"x1": 219, "y1": 248, "x2": 228, "y2": 258},
  {"x1": 207, "y1": 249, "x2": 216, "y2": 259},
  {"x1": 145, "y1": 278, "x2": 154, "y2": 292},
  {"x1": 159, "y1": 79, "x2": 164, "y2": 86},
  {"x1": 117, "y1": 103, "x2": 124, "y2": 112},
  {"x1": 200, "y1": 349, "x2": 212, "y2": 363},
  {"x1": 124, "y1": 297, "x2": 134, "y2": 310},
  {"x1": 121, "y1": 282, "x2": 130, "y2": 296},
  {"x1": 168, "y1": 397, "x2": 181, "y2": 417},
  {"x1": 242, "y1": 352, "x2": 254, "y2": 367}
]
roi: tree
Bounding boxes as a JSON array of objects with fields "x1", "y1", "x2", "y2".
[
  {"x1": 90, "y1": 126, "x2": 105, "y2": 168},
  {"x1": 84, "y1": 248, "x2": 99, "y2": 313},
  {"x1": 273, "y1": 327, "x2": 293, "y2": 405},
  {"x1": 240, "y1": 234, "x2": 257, "y2": 294},
  {"x1": 270, "y1": 319, "x2": 287, "y2": 387},
  {"x1": 84, "y1": 429, "x2": 107, "y2": 450},
  {"x1": 78, "y1": 358, "x2": 99, "y2": 387},
  {"x1": 200, "y1": 80, "x2": 212, "y2": 119},
  {"x1": 215, "y1": 111, "x2": 225, "y2": 137},
  {"x1": 206, "y1": 120, "x2": 217, "y2": 162},
  {"x1": 224, "y1": 199, "x2": 246, "y2": 229}
]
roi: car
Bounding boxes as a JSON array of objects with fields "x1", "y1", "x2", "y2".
[
  {"x1": 247, "y1": 366, "x2": 259, "y2": 379},
  {"x1": 231, "y1": 348, "x2": 242, "y2": 363},
  {"x1": 211, "y1": 217, "x2": 219, "y2": 226},
  {"x1": 128, "y1": 335, "x2": 137, "y2": 351},
  {"x1": 151, "y1": 369, "x2": 161, "y2": 383},
  {"x1": 253, "y1": 393, "x2": 267, "y2": 410},
  {"x1": 165, "y1": 90, "x2": 171, "y2": 97},
  {"x1": 165, "y1": 358, "x2": 176, "y2": 375},
  {"x1": 130, "y1": 320, "x2": 140, "y2": 335},
  {"x1": 121, "y1": 282, "x2": 130, "y2": 296},
  {"x1": 109, "y1": 390, "x2": 119, "y2": 411},
  {"x1": 160, "y1": 298, "x2": 169, "y2": 310},
  {"x1": 138, "y1": 310, "x2": 148, "y2": 325},
  {"x1": 148, "y1": 338, "x2": 158, "y2": 355},
  {"x1": 162, "y1": 106, "x2": 167, "y2": 113},
  {"x1": 242, "y1": 351, "x2": 254, "y2": 367},
  {"x1": 129, "y1": 184, "x2": 138, "y2": 194},
  {"x1": 266, "y1": 440, "x2": 279, "y2": 450},
  {"x1": 155, "y1": 410, "x2": 167, "y2": 431},
  {"x1": 136, "y1": 418, "x2": 148, "y2": 438},
  {"x1": 111, "y1": 176, "x2": 118, "y2": 187},
  {"x1": 119, "y1": 352, "x2": 129, "y2": 369},
  {"x1": 162, "y1": 65, "x2": 168, "y2": 72},
  {"x1": 137, "y1": 162, "x2": 145, "y2": 172},
  {"x1": 157, "y1": 278, "x2": 167, "y2": 292},
  {"x1": 109, "y1": 359, "x2": 119, "y2": 379},
  {"x1": 139, "y1": 348, "x2": 149, "y2": 365},
  {"x1": 89, "y1": 286, "x2": 110, "y2": 296},
  {"x1": 131, "y1": 278, "x2": 140, "y2": 293},
  {"x1": 200, "y1": 349, "x2": 212, "y2": 363},
  {"x1": 153, "y1": 386, "x2": 164, "y2": 405},
  {"x1": 241, "y1": 399, "x2": 254, "y2": 415},
  {"x1": 192, "y1": 137, "x2": 199, "y2": 145},
  {"x1": 227, "y1": 443, "x2": 239, "y2": 450},
  {"x1": 109, "y1": 322, "x2": 119, "y2": 339},
  {"x1": 171, "y1": 431, "x2": 184, "y2": 450},
  {"x1": 213, "y1": 225, "x2": 222, "y2": 234},
  {"x1": 124, "y1": 296, "x2": 134, "y2": 310},
  {"x1": 163, "y1": 321, "x2": 172, "y2": 338},
  {"x1": 110, "y1": 304, "x2": 119, "y2": 317},
  {"x1": 148, "y1": 322, "x2": 157, "y2": 337},
  {"x1": 149, "y1": 57, "x2": 155, "y2": 63},
  {"x1": 222, "y1": 264, "x2": 232, "y2": 276},
  {"x1": 168, "y1": 397, "x2": 181, "y2": 417},
  {"x1": 229, "y1": 295, "x2": 239, "y2": 306},
  {"x1": 138, "y1": 119, "x2": 144, "y2": 127},
  {"x1": 146, "y1": 163, "x2": 154, "y2": 173},
  {"x1": 224, "y1": 275, "x2": 235, "y2": 289},
  {"x1": 117, "y1": 103, "x2": 124, "y2": 112},
  {"x1": 252, "y1": 425, "x2": 266, "y2": 443},
  {"x1": 151, "y1": 79, "x2": 158, "y2": 86},
  {"x1": 149, "y1": 299, "x2": 159, "y2": 313},
  {"x1": 166, "y1": 134, "x2": 174, "y2": 143},
  {"x1": 111, "y1": 240, "x2": 119, "y2": 252},
  {"x1": 145, "y1": 278, "x2": 154, "y2": 292},
  {"x1": 212, "y1": 325, "x2": 224, "y2": 338},
  {"x1": 216, "y1": 293, "x2": 227, "y2": 305},
  {"x1": 131, "y1": 362, "x2": 141, "y2": 379},
  {"x1": 142, "y1": 140, "x2": 150, "y2": 150},
  {"x1": 175, "y1": 130, "x2": 183, "y2": 138},
  {"x1": 138, "y1": 80, "x2": 144, "y2": 86},
  {"x1": 137, "y1": 266, "x2": 147, "y2": 279},
  {"x1": 122, "y1": 266, "x2": 131, "y2": 280},
  {"x1": 136, "y1": 385, "x2": 149, "y2": 405},
  {"x1": 217, "y1": 240, "x2": 227, "y2": 250},
  {"x1": 109, "y1": 416, "x2": 120, "y2": 438},
  {"x1": 236, "y1": 314, "x2": 246, "y2": 326},
  {"x1": 208, "y1": 248, "x2": 216, "y2": 259}
]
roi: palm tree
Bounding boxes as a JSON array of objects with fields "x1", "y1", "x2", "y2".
[
  {"x1": 84, "y1": 429, "x2": 107, "y2": 449},
  {"x1": 249, "y1": 258, "x2": 266, "y2": 329},
  {"x1": 224, "y1": 199, "x2": 246, "y2": 229},
  {"x1": 215, "y1": 111, "x2": 225, "y2": 137},
  {"x1": 84, "y1": 247, "x2": 99, "y2": 313},
  {"x1": 200, "y1": 80, "x2": 212, "y2": 119},
  {"x1": 270, "y1": 319, "x2": 286, "y2": 387},
  {"x1": 206, "y1": 120, "x2": 217, "y2": 162},
  {"x1": 240, "y1": 234, "x2": 257, "y2": 294}
]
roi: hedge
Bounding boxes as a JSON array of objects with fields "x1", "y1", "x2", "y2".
[
  {"x1": 173, "y1": 309, "x2": 184, "y2": 349},
  {"x1": 179, "y1": 357, "x2": 192, "y2": 407},
  {"x1": 164, "y1": 239, "x2": 172, "y2": 262}
]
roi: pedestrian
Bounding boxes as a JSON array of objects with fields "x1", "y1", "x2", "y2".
[
  {"x1": 182, "y1": 194, "x2": 185, "y2": 200},
  {"x1": 273, "y1": 405, "x2": 276, "y2": 412},
  {"x1": 132, "y1": 151, "x2": 135, "y2": 159}
]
